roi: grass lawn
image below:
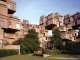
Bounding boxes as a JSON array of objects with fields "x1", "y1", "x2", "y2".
[
  {"x1": 1, "y1": 54, "x2": 80, "y2": 60},
  {"x1": 0, "y1": 55, "x2": 51, "y2": 60}
]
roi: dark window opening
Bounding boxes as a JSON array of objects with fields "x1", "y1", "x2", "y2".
[
  {"x1": 8, "y1": 9, "x2": 15, "y2": 14},
  {"x1": 0, "y1": 0, "x2": 6, "y2": 2}
]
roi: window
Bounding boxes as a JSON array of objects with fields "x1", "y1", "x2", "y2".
[
  {"x1": 16, "y1": 24, "x2": 22, "y2": 29},
  {"x1": 48, "y1": 30, "x2": 52, "y2": 37}
]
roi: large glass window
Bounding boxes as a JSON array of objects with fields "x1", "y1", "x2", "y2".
[
  {"x1": 16, "y1": 24, "x2": 22, "y2": 29},
  {"x1": 48, "y1": 30, "x2": 52, "y2": 37}
]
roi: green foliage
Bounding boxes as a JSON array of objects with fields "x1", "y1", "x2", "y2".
[
  {"x1": 1, "y1": 55, "x2": 51, "y2": 60},
  {"x1": 20, "y1": 29, "x2": 39, "y2": 54},
  {"x1": 12, "y1": 38, "x2": 23, "y2": 45},
  {"x1": 0, "y1": 49, "x2": 18, "y2": 57},
  {"x1": 52, "y1": 28, "x2": 63, "y2": 49},
  {"x1": 62, "y1": 41, "x2": 80, "y2": 54},
  {"x1": 45, "y1": 48, "x2": 62, "y2": 55}
]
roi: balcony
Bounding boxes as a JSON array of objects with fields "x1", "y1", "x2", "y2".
[
  {"x1": 45, "y1": 18, "x2": 60, "y2": 30},
  {"x1": 7, "y1": 0, "x2": 16, "y2": 14},
  {"x1": 3, "y1": 28, "x2": 18, "y2": 33},
  {"x1": 0, "y1": 0, "x2": 16, "y2": 14},
  {"x1": 59, "y1": 26, "x2": 67, "y2": 32},
  {"x1": 0, "y1": 15, "x2": 17, "y2": 33},
  {"x1": 61, "y1": 31, "x2": 75, "y2": 41},
  {"x1": 4, "y1": 33, "x2": 16, "y2": 39},
  {"x1": 45, "y1": 13, "x2": 61, "y2": 30},
  {"x1": 71, "y1": 12, "x2": 80, "y2": 29},
  {"x1": 0, "y1": 0, "x2": 7, "y2": 6},
  {"x1": 3, "y1": 24, "x2": 19, "y2": 33},
  {"x1": 3, "y1": 16, "x2": 21, "y2": 33},
  {"x1": 66, "y1": 24, "x2": 72, "y2": 30},
  {"x1": 1, "y1": 34, "x2": 18, "y2": 45}
]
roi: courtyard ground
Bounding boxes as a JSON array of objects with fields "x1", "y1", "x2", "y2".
[{"x1": 1, "y1": 54, "x2": 80, "y2": 60}]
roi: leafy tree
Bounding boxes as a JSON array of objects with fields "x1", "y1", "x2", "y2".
[
  {"x1": 20, "y1": 29, "x2": 39, "y2": 54},
  {"x1": 52, "y1": 28, "x2": 63, "y2": 49}
]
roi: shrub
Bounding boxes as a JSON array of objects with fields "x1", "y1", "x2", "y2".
[
  {"x1": 0, "y1": 49, "x2": 18, "y2": 57},
  {"x1": 62, "y1": 41, "x2": 80, "y2": 54},
  {"x1": 45, "y1": 48, "x2": 62, "y2": 55},
  {"x1": 20, "y1": 29, "x2": 39, "y2": 54}
]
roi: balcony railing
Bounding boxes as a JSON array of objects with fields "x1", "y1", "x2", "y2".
[
  {"x1": 47, "y1": 19, "x2": 60, "y2": 27},
  {"x1": 0, "y1": 0, "x2": 16, "y2": 13},
  {"x1": 8, "y1": 16, "x2": 22, "y2": 30},
  {"x1": 59, "y1": 26, "x2": 67, "y2": 31},
  {"x1": 4, "y1": 33, "x2": 16, "y2": 39},
  {"x1": 61, "y1": 32, "x2": 75, "y2": 41}
]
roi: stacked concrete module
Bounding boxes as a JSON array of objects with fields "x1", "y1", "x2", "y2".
[
  {"x1": 39, "y1": 12, "x2": 80, "y2": 43},
  {"x1": 63, "y1": 12, "x2": 80, "y2": 42},
  {"x1": 40, "y1": 12, "x2": 63, "y2": 30},
  {"x1": 39, "y1": 12, "x2": 64, "y2": 48},
  {"x1": 0, "y1": 0, "x2": 29, "y2": 48},
  {"x1": 1, "y1": 0, "x2": 80, "y2": 50},
  {"x1": 28, "y1": 24, "x2": 49, "y2": 49}
]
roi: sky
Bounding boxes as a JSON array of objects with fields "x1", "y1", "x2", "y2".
[{"x1": 14, "y1": 0, "x2": 80, "y2": 24}]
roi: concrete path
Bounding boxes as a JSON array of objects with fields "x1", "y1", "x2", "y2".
[{"x1": 48, "y1": 57, "x2": 80, "y2": 60}]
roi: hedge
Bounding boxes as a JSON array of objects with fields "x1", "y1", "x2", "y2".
[{"x1": 0, "y1": 49, "x2": 18, "y2": 57}]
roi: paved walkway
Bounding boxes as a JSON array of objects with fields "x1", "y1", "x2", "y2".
[{"x1": 48, "y1": 57, "x2": 80, "y2": 60}]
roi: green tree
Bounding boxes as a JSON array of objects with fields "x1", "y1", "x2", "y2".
[
  {"x1": 52, "y1": 28, "x2": 63, "y2": 49},
  {"x1": 20, "y1": 29, "x2": 39, "y2": 54}
]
